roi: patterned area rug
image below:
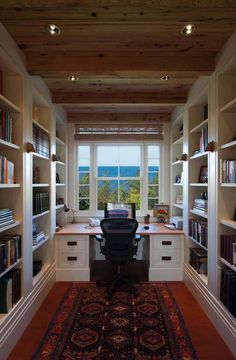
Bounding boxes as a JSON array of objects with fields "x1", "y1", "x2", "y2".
[{"x1": 33, "y1": 283, "x2": 198, "y2": 359}]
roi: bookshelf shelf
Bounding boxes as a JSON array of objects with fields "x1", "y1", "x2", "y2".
[
  {"x1": 0, "y1": 297, "x2": 23, "y2": 327},
  {"x1": 32, "y1": 236, "x2": 50, "y2": 252},
  {"x1": 190, "y1": 183, "x2": 208, "y2": 187},
  {"x1": 190, "y1": 151, "x2": 208, "y2": 160},
  {"x1": 172, "y1": 160, "x2": 183, "y2": 166},
  {"x1": 32, "y1": 152, "x2": 49, "y2": 161},
  {"x1": 0, "y1": 184, "x2": 20, "y2": 188},
  {"x1": 220, "y1": 97, "x2": 236, "y2": 113},
  {"x1": 32, "y1": 210, "x2": 50, "y2": 220},
  {"x1": 189, "y1": 236, "x2": 208, "y2": 251},
  {"x1": 173, "y1": 203, "x2": 183, "y2": 209},
  {"x1": 221, "y1": 140, "x2": 236, "y2": 150},
  {"x1": 0, "y1": 258, "x2": 22, "y2": 280},
  {"x1": 56, "y1": 204, "x2": 64, "y2": 209},
  {"x1": 55, "y1": 161, "x2": 65, "y2": 166},
  {"x1": 56, "y1": 183, "x2": 65, "y2": 187},
  {"x1": 0, "y1": 94, "x2": 21, "y2": 113},
  {"x1": 56, "y1": 137, "x2": 65, "y2": 146},
  {"x1": 32, "y1": 120, "x2": 50, "y2": 135},
  {"x1": 33, "y1": 264, "x2": 51, "y2": 287},
  {"x1": 0, "y1": 220, "x2": 20, "y2": 233},
  {"x1": 187, "y1": 263, "x2": 208, "y2": 286},
  {"x1": 0, "y1": 139, "x2": 20, "y2": 150},
  {"x1": 172, "y1": 136, "x2": 183, "y2": 145},
  {"x1": 173, "y1": 183, "x2": 183, "y2": 186},
  {"x1": 219, "y1": 257, "x2": 236, "y2": 273},
  {"x1": 32, "y1": 184, "x2": 50, "y2": 187},
  {"x1": 220, "y1": 219, "x2": 236, "y2": 230},
  {"x1": 190, "y1": 209, "x2": 208, "y2": 219},
  {"x1": 220, "y1": 183, "x2": 236, "y2": 187},
  {"x1": 189, "y1": 119, "x2": 208, "y2": 133}
]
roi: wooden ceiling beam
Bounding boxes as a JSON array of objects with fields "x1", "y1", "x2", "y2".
[
  {"x1": 26, "y1": 52, "x2": 214, "y2": 74},
  {"x1": 67, "y1": 113, "x2": 171, "y2": 124}
]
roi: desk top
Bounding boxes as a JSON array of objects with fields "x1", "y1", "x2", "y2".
[{"x1": 55, "y1": 222, "x2": 184, "y2": 236}]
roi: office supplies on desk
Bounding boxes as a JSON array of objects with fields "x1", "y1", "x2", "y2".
[{"x1": 88, "y1": 218, "x2": 100, "y2": 227}]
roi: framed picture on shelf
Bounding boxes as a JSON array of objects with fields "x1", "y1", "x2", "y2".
[
  {"x1": 176, "y1": 195, "x2": 183, "y2": 204},
  {"x1": 154, "y1": 204, "x2": 169, "y2": 223},
  {"x1": 199, "y1": 165, "x2": 208, "y2": 183}
]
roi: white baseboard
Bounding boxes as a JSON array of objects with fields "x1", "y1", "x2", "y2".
[
  {"x1": 0, "y1": 264, "x2": 55, "y2": 360},
  {"x1": 149, "y1": 267, "x2": 183, "y2": 281},
  {"x1": 56, "y1": 268, "x2": 90, "y2": 281},
  {"x1": 184, "y1": 264, "x2": 236, "y2": 358}
]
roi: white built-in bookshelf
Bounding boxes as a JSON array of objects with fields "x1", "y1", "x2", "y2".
[
  {"x1": 170, "y1": 109, "x2": 184, "y2": 219},
  {"x1": 217, "y1": 63, "x2": 236, "y2": 321}
]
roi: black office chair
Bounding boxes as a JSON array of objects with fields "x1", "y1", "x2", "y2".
[{"x1": 96, "y1": 217, "x2": 140, "y2": 299}]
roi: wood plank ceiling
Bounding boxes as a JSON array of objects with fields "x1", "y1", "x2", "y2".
[{"x1": 1, "y1": 0, "x2": 236, "y2": 127}]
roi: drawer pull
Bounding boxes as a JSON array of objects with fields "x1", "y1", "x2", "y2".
[
  {"x1": 67, "y1": 241, "x2": 77, "y2": 246},
  {"x1": 67, "y1": 256, "x2": 77, "y2": 261},
  {"x1": 162, "y1": 241, "x2": 172, "y2": 246},
  {"x1": 162, "y1": 256, "x2": 172, "y2": 261}
]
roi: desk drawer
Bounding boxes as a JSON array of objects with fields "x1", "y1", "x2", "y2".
[
  {"x1": 151, "y1": 249, "x2": 181, "y2": 268},
  {"x1": 59, "y1": 237, "x2": 86, "y2": 252},
  {"x1": 58, "y1": 251, "x2": 87, "y2": 267},
  {"x1": 151, "y1": 235, "x2": 181, "y2": 250}
]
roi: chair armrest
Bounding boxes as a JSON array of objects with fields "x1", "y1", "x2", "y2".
[
  {"x1": 134, "y1": 234, "x2": 141, "y2": 242},
  {"x1": 95, "y1": 234, "x2": 104, "y2": 243}
]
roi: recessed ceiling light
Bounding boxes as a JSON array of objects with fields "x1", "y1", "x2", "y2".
[
  {"x1": 161, "y1": 75, "x2": 170, "y2": 81},
  {"x1": 67, "y1": 75, "x2": 79, "y2": 82},
  {"x1": 181, "y1": 23, "x2": 196, "y2": 36},
  {"x1": 45, "y1": 23, "x2": 61, "y2": 36}
]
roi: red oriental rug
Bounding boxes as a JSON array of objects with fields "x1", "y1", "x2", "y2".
[{"x1": 33, "y1": 283, "x2": 198, "y2": 359}]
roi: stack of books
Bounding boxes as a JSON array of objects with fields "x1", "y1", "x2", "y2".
[
  {"x1": 33, "y1": 231, "x2": 45, "y2": 246},
  {"x1": 0, "y1": 208, "x2": 15, "y2": 228},
  {"x1": 193, "y1": 197, "x2": 208, "y2": 214},
  {"x1": 189, "y1": 219, "x2": 208, "y2": 248},
  {"x1": 220, "y1": 268, "x2": 236, "y2": 317},
  {"x1": 0, "y1": 155, "x2": 14, "y2": 184},
  {"x1": 33, "y1": 124, "x2": 50, "y2": 158},
  {"x1": 0, "y1": 109, "x2": 13, "y2": 143},
  {"x1": 33, "y1": 191, "x2": 49, "y2": 215},
  {"x1": 220, "y1": 159, "x2": 236, "y2": 183},
  {"x1": 220, "y1": 235, "x2": 236, "y2": 266},
  {"x1": 0, "y1": 234, "x2": 21, "y2": 273}
]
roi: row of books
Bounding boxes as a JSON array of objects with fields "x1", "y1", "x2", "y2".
[
  {"x1": 0, "y1": 109, "x2": 13, "y2": 143},
  {"x1": 33, "y1": 124, "x2": 50, "y2": 158},
  {"x1": 0, "y1": 268, "x2": 21, "y2": 313},
  {"x1": 0, "y1": 234, "x2": 21, "y2": 273},
  {"x1": 220, "y1": 235, "x2": 236, "y2": 266},
  {"x1": 220, "y1": 268, "x2": 236, "y2": 317},
  {"x1": 33, "y1": 191, "x2": 49, "y2": 215},
  {"x1": 189, "y1": 219, "x2": 208, "y2": 249},
  {"x1": 220, "y1": 159, "x2": 236, "y2": 183},
  {"x1": 193, "y1": 197, "x2": 208, "y2": 213},
  {"x1": 0, "y1": 155, "x2": 14, "y2": 184},
  {"x1": 0, "y1": 208, "x2": 15, "y2": 228},
  {"x1": 33, "y1": 231, "x2": 45, "y2": 246}
]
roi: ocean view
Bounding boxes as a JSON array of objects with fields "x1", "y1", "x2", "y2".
[{"x1": 79, "y1": 165, "x2": 159, "y2": 176}]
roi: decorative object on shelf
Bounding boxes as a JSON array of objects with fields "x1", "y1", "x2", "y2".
[
  {"x1": 144, "y1": 214, "x2": 150, "y2": 224},
  {"x1": 58, "y1": 197, "x2": 64, "y2": 204},
  {"x1": 33, "y1": 166, "x2": 40, "y2": 184},
  {"x1": 181, "y1": 153, "x2": 187, "y2": 161},
  {"x1": 179, "y1": 124, "x2": 183, "y2": 136},
  {"x1": 71, "y1": 208, "x2": 77, "y2": 224},
  {"x1": 33, "y1": 260, "x2": 42, "y2": 277},
  {"x1": 52, "y1": 154, "x2": 58, "y2": 162},
  {"x1": 199, "y1": 165, "x2": 208, "y2": 183},
  {"x1": 32, "y1": 106, "x2": 39, "y2": 121},
  {"x1": 203, "y1": 104, "x2": 208, "y2": 120},
  {"x1": 205, "y1": 141, "x2": 215, "y2": 152},
  {"x1": 26, "y1": 142, "x2": 36, "y2": 153},
  {"x1": 189, "y1": 248, "x2": 207, "y2": 274},
  {"x1": 56, "y1": 173, "x2": 60, "y2": 184},
  {"x1": 154, "y1": 204, "x2": 169, "y2": 223},
  {"x1": 193, "y1": 193, "x2": 208, "y2": 214},
  {"x1": 176, "y1": 194, "x2": 183, "y2": 204}
]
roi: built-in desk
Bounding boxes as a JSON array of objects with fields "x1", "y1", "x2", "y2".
[{"x1": 55, "y1": 223, "x2": 184, "y2": 282}]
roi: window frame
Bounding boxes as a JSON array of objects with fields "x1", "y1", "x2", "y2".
[{"x1": 76, "y1": 141, "x2": 162, "y2": 217}]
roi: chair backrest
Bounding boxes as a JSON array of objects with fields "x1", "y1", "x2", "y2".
[{"x1": 100, "y1": 218, "x2": 138, "y2": 251}]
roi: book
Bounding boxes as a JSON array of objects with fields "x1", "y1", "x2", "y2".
[
  {"x1": 0, "y1": 277, "x2": 13, "y2": 313},
  {"x1": 6, "y1": 269, "x2": 21, "y2": 305}
]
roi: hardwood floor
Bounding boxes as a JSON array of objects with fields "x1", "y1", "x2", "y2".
[{"x1": 7, "y1": 281, "x2": 235, "y2": 360}]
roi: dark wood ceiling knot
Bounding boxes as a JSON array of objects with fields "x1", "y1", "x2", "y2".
[
  {"x1": 91, "y1": 12, "x2": 97, "y2": 17},
  {"x1": 98, "y1": 54, "x2": 104, "y2": 57}
]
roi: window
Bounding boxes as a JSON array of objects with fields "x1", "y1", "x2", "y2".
[{"x1": 77, "y1": 143, "x2": 161, "y2": 214}]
